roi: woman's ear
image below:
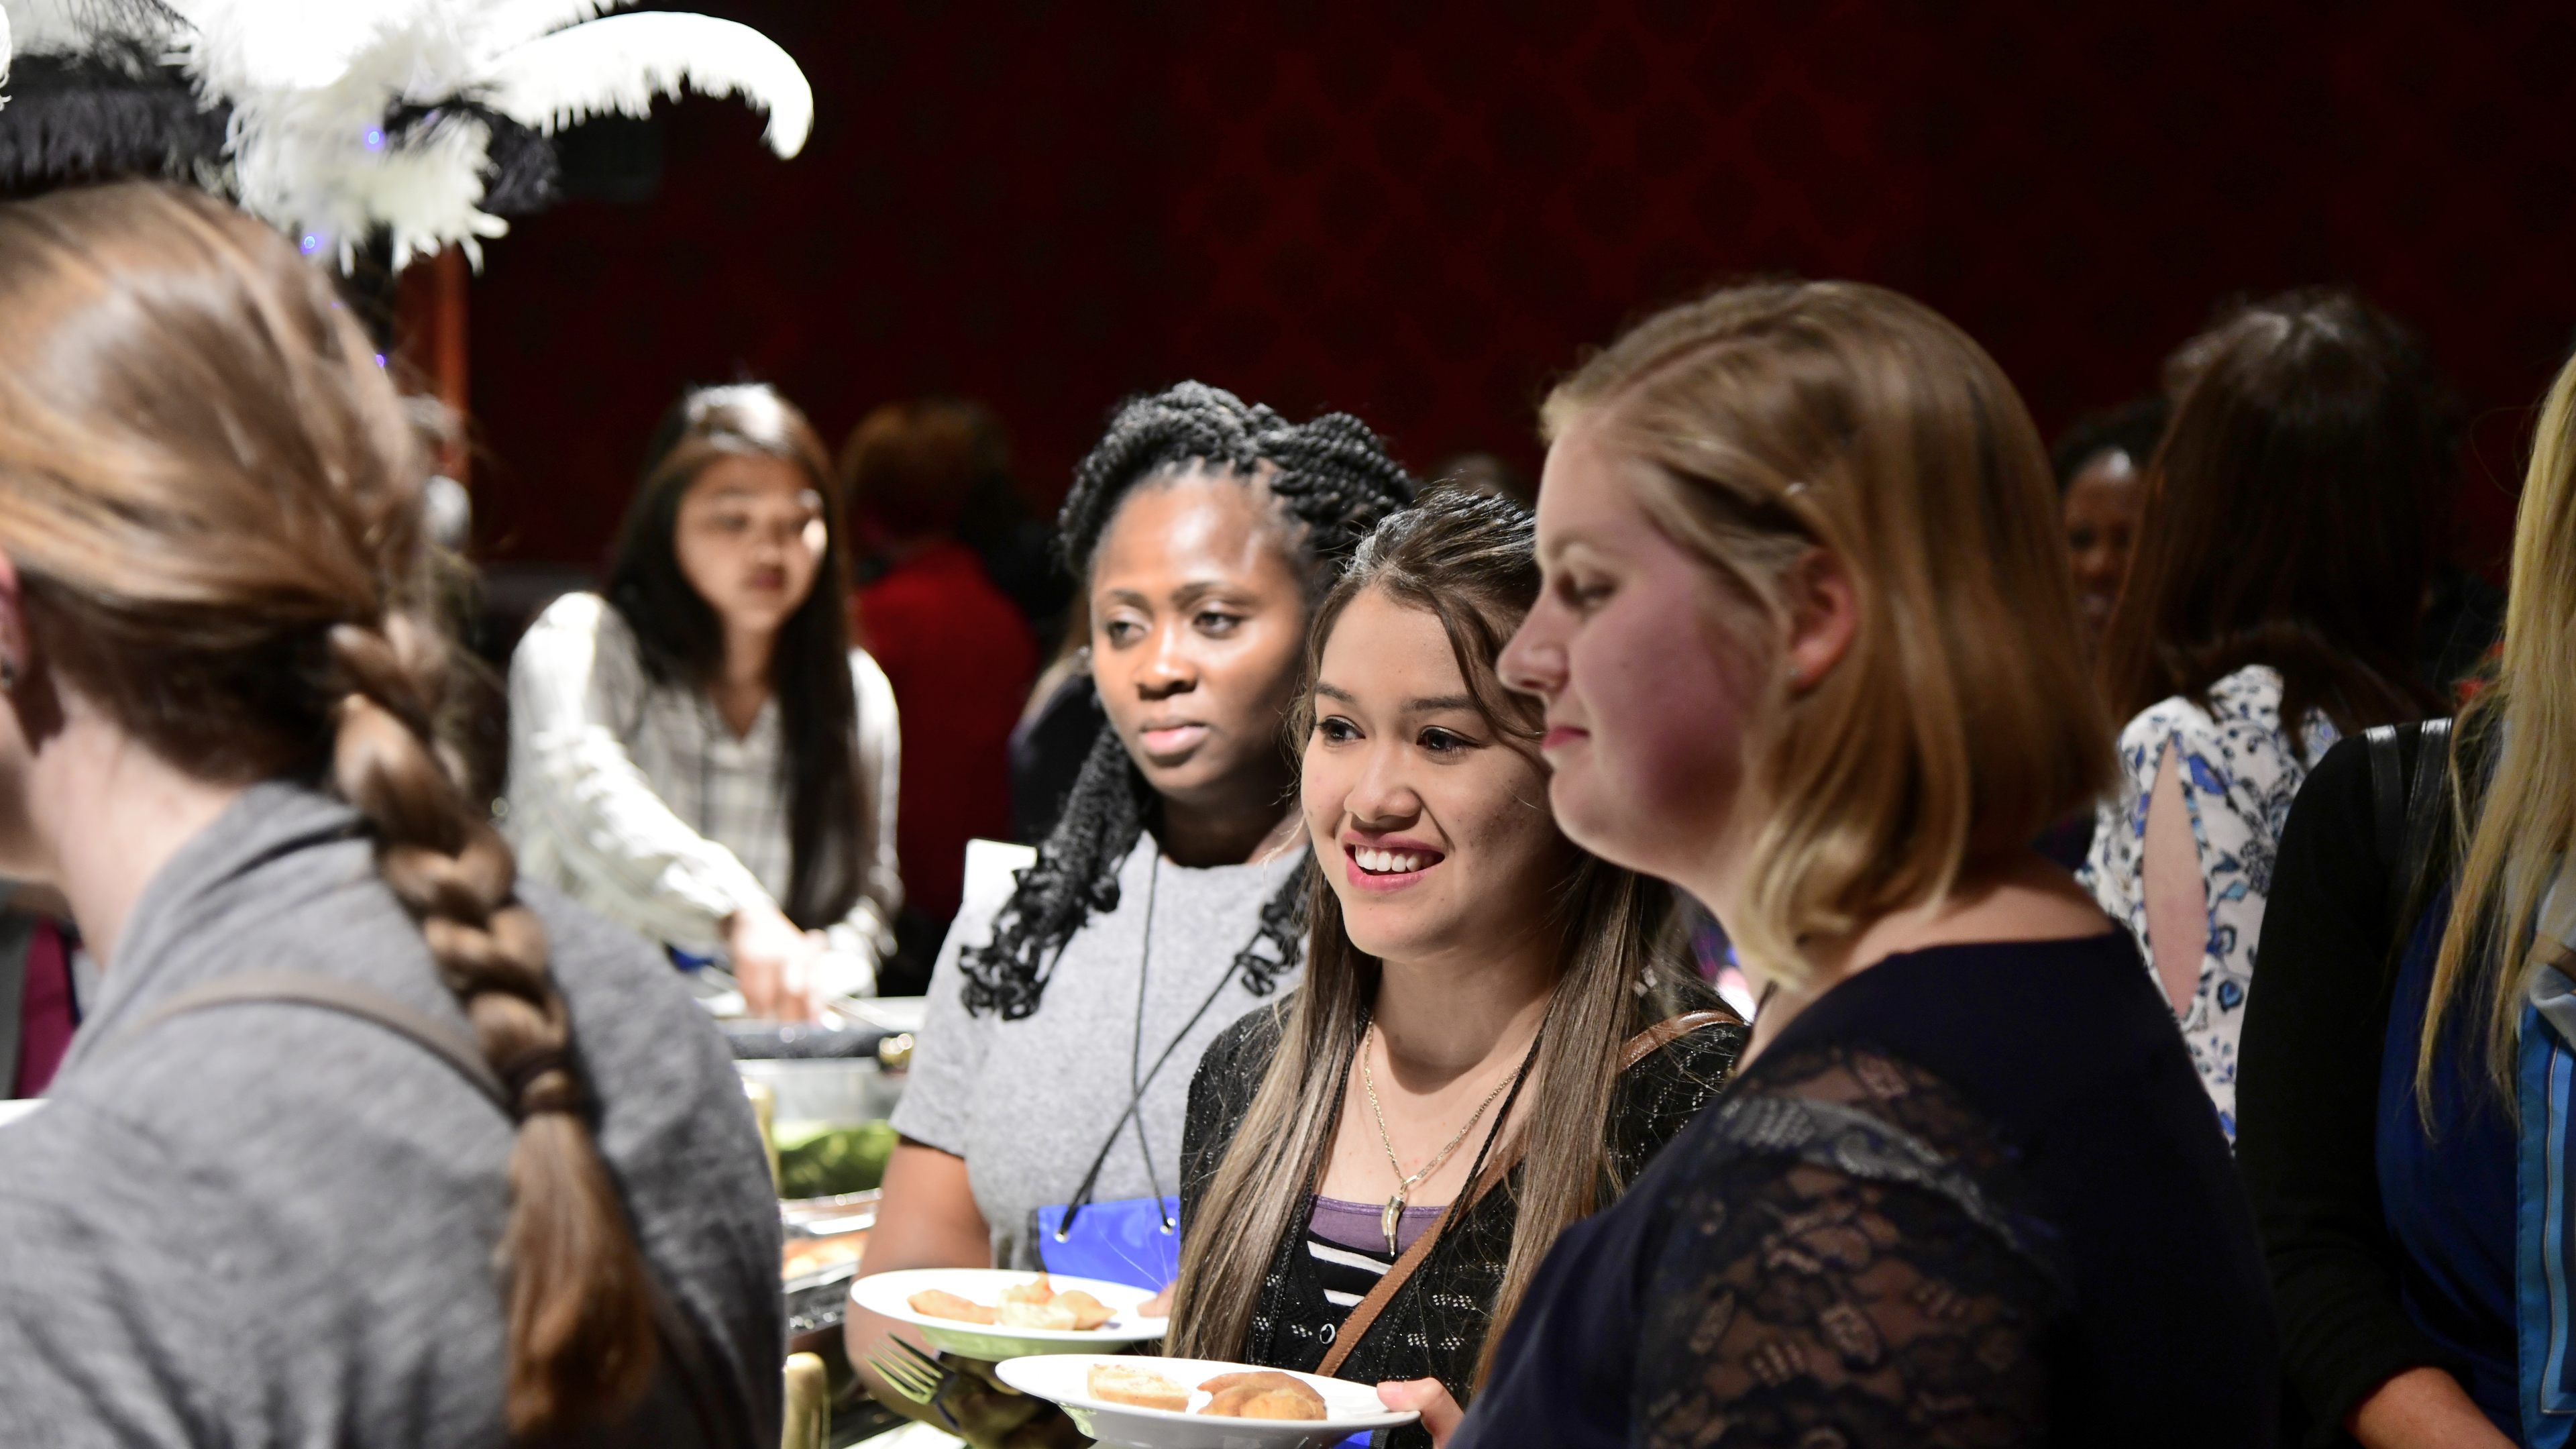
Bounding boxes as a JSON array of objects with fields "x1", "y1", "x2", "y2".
[{"x1": 1780, "y1": 546, "x2": 1858, "y2": 692}]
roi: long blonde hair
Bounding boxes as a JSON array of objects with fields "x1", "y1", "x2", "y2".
[
  {"x1": 0, "y1": 184, "x2": 657, "y2": 1436},
  {"x1": 1165, "y1": 491, "x2": 1717, "y2": 1387},
  {"x1": 2420, "y1": 353, "x2": 2576, "y2": 1106},
  {"x1": 1542, "y1": 281, "x2": 2112, "y2": 985}
]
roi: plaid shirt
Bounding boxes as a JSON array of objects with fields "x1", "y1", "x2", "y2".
[{"x1": 502, "y1": 593, "x2": 900, "y2": 994}]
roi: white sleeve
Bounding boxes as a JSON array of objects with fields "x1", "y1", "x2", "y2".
[
  {"x1": 502, "y1": 594, "x2": 773, "y2": 951},
  {"x1": 817, "y1": 650, "x2": 904, "y2": 998}
]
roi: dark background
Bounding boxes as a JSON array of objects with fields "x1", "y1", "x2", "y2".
[{"x1": 466, "y1": 1, "x2": 2576, "y2": 574}]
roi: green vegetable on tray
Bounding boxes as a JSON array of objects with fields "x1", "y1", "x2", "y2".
[{"x1": 773, "y1": 1119, "x2": 896, "y2": 1199}]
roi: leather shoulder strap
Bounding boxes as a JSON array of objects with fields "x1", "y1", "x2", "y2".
[
  {"x1": 1619, "y1": 1009, "x2": 1737, "y2": 1071},
  {"x1": 1313, "y1": 1010, "x2": 1736, "y2": 1377}
]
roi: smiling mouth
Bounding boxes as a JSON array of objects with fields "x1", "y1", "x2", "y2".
[{"x1": 1348, "y1": 845, "x2": 1442, "y2": 876}]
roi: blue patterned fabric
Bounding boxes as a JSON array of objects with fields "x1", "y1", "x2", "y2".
[{"x1": 2085, "y1": 664, "x2": 2339, "y2": 1138}]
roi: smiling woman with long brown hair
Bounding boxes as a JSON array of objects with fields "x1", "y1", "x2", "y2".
[{"x1": 1165, "y1": 492, "x2": 1740, "y2": 1444}]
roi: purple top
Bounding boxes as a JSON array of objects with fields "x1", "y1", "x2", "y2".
[{"x1": 1309, "y1": 1193, "x2": 1445, "y2": 1255}]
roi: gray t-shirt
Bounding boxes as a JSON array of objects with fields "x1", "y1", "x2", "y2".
[
  {"x1": 0, "y1": 784, "x2": 782, "y2": 1447},
  {"x1": 892, "y1": 834, "x2": 1304, "y2": 1270}
]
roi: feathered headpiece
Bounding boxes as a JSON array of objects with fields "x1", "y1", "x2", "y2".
[{"x1": 0, "y1": 0, "x2": 812, "y2": 270}]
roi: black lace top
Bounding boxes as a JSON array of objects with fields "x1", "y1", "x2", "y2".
[
  {"x1": 1453, "y1": 933, "x2": 2279, "y2": 1449},
  {"x1": 1178, "y1": 997, "x2": 1746, "y2": 1448}
]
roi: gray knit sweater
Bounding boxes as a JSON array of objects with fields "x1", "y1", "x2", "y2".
[{"x1": 0, "y1": 783, "x2": 781, "y2": 1446}]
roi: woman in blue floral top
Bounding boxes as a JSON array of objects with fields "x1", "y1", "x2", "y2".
[{"x1": 2086, "y1": 287, "x2": 2452, "y2": 1138}]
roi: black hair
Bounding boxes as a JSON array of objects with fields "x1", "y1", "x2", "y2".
[
  {"x1": 961, "y1": 382, "x2": 1415, "y2": 1018},
  {"x1": 605, "y1": 382, "x2": 869, "y2": 930},
  {"x1": 2049, "y1": 395, "x2": 2171, "y2": 491}
]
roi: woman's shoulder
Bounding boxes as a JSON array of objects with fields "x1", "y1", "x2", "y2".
[
  {"x1": 513, "y1": 591, "x2": 641, "y2": 679},
  {"x1": 1609, "y1": 1006, "x2": 1749, "y2": 1172},
  {"x1": 1197, "y1": 994, "x2": 1293, "y2": 1091}
]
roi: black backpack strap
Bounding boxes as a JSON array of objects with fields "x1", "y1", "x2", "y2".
[
  {"x1": 2399, "y1": 719, "x2": 2454, "y2": 906},
  {"x1": 2365, "y1": 724, "x2": 2407, "y2": 900}
]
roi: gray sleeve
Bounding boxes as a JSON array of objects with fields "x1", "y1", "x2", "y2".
[
  {"x1": 890, "y1": 841, "x2": 1036, "y2": 1155},
  {"x1": 890, "y1": 919, "x2": 994, "y2": 1157},
  {"x1": 0, "y1": 1108, "x2": 257, "y2": 1446}
]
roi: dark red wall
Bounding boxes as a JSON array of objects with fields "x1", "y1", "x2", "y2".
[{"x1": 469, "y1": 1, "x2": 2576, "y2": 570}]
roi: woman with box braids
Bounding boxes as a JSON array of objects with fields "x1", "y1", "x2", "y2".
[
  {"x1": 854, "y1": 384, "x2": 1411, "y2": 1444},
  {"x1": 965, "y1": 383, "x2": 1413, "y2": 1019}
]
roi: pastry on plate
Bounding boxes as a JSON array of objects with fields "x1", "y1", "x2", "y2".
[
  {"x1": 1197, "y1": 1371, "x2": 1327, "y2": 1421},
  {"x1": 906, "y1": 1289, "x2": 998, "y2": 1325},
  {"x1": 998, "y1": 1299, "x2": 1079, "y2": 1330},
  {"x1": 1087, "y1": 1362, "x2": 1189, "y2": 1413}
]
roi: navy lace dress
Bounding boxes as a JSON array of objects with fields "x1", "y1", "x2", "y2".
[{"x1": 1454, "y1": 933, "x2": 2277, "y2": 1448}]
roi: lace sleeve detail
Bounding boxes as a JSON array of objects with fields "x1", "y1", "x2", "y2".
[{"x1": 1631, "y1": 1044, "x2": 2065, "y2": 1449}]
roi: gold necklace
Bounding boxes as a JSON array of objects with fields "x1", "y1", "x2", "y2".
[{"x1": 1358, "y1": 1022, "x2": 1521, "y2": 1254}]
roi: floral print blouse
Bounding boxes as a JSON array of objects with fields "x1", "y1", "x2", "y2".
[{"x1": 2084, "y1": 664, "x2": 2337, "y2": 1141}]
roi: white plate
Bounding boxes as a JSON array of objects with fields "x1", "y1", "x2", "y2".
[
  {"x1": 848, "y1": 1269, "x2": 1167, "y2": 1360},
  {"x1": 996, "y1": 1354, "x2": 1415, "y2": 1449}
]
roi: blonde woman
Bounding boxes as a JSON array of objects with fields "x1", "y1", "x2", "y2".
[
  {"x1": 2233, "y1": 354, "x2": 2576, "y2": 1448},
  {"x1": 1167, "y1": 492, "x2": 1741, "y2": 1445},
  {"x1": 1388, "y1": 283, "x2": 2275, "y2": 1446}
]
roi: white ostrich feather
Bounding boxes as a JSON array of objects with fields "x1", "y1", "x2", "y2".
[
  {"x1": 484, "y1": 10, "x2": 811, "y2": 158},
  {"x1": 1, "y1": 0, "x2": 810, "y2": 270}
]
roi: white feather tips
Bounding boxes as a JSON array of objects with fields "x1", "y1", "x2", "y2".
[{"x1": 484, "y1": 11, "x2": 813, "y2": 158}]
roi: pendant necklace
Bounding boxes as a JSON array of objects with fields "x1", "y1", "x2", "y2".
[{"x1": 1359, "y1": 1021, "x2": 1523, "y2": 1254}]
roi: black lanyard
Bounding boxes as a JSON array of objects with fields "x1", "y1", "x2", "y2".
[{"x1": 1054, "y1": 855, "x2": 1253, "y2": 1240}]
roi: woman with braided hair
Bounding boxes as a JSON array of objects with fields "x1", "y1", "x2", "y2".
[
  {"x1": 0, "y1": 184, "x2": 779, "y2": 1446},
  {"x1": 849, "y1": 382, "x2": 1411, "y2": 1444}
]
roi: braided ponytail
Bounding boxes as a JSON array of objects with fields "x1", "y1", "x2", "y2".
[
  {"x1": 960, "y1": 383, "x2": 1411, "y2": 1018},
  {"x1": 0, "y1": 184, "x2": 661, "y2": 1438},
  {"x1": 331, "y1": 616, "x2": 659, "y2": 1434}
]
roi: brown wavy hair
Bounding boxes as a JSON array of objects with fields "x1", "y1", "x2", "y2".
[
  {"x1": 0, "y1": 183, "x2": 657, "y2": 1436},
  {"x1": 2102, "y1": 288, "x2": 2449, "y2": 733},
  {"x1": 1542, "y1": 280, "x2": 2113, "y2": 985},
  {"x1": 1165, "y1": 490, "x2": 1719, "y2": 1386}
]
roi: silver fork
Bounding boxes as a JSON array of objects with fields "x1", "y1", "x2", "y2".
[{"x1": 863, "y1": 1335, "x2": 956, "y2": 1409}]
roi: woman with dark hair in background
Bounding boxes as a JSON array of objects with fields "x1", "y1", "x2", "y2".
[
  {"x1": 0, "y1": 184, "x2": 778, "y2": 1444},
  {"x1": 841, "y1": 398, "x2": 1036, "y2": 994},
  {"x1": 505, "y1": 384, "x2": 901, "y2": 1021},
  {"x1": 2052, "y1": 395, "x2": 2168, "y2": 657},
  {"x1": 1167, "y1": 492, "x2": 1740, "y2": 1446},
  {"x1": 846, "y1": 382, "x2": 1411, "y2": 1445},
  {"x1": 2084, "y1": 288, "x2": 2449, "y2": 1139}
]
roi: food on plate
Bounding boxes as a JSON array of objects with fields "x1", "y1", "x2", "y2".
[
  {"x1": 1053, "y1": 1290, "x2": 1114, "y2": 1330},
  {"x1": 1087, "y1": 1362, "x2": 1189, "y2": 1413},
  {"x1": 999, "y1": 1299, "x2": 1079, "y2": 1330},
  {"x1": 780, "y1": 1232, "x2": 867, "y2": 1281},
  {"x1": 1196, "y1": 1371, "x2": 1328, "y2": 1421},
  {"x1": 773, "y1": 1119, "x2": 896, "y2": 1199},
  {"x1": 905, "y1": 1273, "x2": 1123, "y2": 1331},
  {"x1": 998, "y1": 1274, "x2": 1057, "y2": 1307},
  {"x1": 905, "y1": 1289, "x2": 998, "y2": 1325}
]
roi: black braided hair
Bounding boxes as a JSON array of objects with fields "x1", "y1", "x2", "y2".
[{"x1": 961, "y1": 382, "x2": 1414, "y2": 1018}]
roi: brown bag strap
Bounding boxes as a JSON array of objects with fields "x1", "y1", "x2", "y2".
[
  {"x1": 1618, "y1": 1010, "x2": 1736, "y2": 1071},
  {"x1": 1311, "y1": 1008, "x2": 1736, "y2": 1377}
]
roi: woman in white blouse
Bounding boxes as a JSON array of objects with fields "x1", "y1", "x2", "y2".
[
  {"x1": 506, "y1": 384, "x2": 901, "y2": 1020},
  {"x1": 2084, "y1": 289, "x2": 2448, "y2": 1138}
]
